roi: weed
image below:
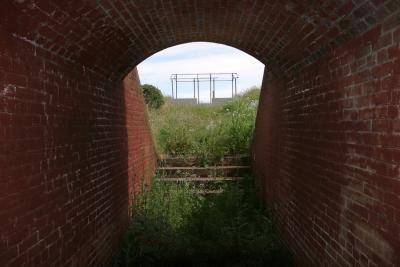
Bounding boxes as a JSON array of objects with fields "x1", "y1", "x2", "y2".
[
  {"x1": 112, "y1": 176, "x2": 293, "y2": 267},
  {"x1": 148, "y1": 87, "x2": 261, "y2": 165},
  {"x1": 112, "y1": 86, "x2": 293, "y2": 266}
]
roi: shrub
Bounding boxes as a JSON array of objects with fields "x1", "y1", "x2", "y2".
[
  {"x1": 112, "y1": 176, "x2": 293, "y2": 267},
  {"x1": 148, "y1": 87, "x2": 261, "y2": 165},
  {"x1": 142, "y1": 84, "x2": 165, "y2": 109},
  {"x1": 214, "y1": 87, "x2": 260, "y2": 156}
]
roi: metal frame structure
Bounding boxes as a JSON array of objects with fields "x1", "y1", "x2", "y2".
[{"x1": 170, "y1": 73, "x2": 238, "y2": 104}]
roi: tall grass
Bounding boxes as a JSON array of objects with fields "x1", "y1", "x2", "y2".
[
  {"x1": 148, "y1": 87, "x2": 260, "y2": 165},
  {"x1": 112, "y1": 177, "x2": 293, "y2": 267},
  {"x1": 112, "y1": 87, "x2": 293, "y2": 266}
]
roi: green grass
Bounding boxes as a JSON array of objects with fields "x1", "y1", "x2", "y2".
[
  {"x1": 148, "y1": 87, "x2": 261, "y2": 165},
  {"x1": 112, "y1": 177, "x2": 293, "y2": 267},
  {"x1": 112, "y1": 86, "x2": 293, "y2": 266}
]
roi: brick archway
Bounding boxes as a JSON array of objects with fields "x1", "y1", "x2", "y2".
[
  {"x1": 2, "y1": 1, "x2": 395, "y2": 77},
  {"x1": 1, "y1": 1, "x2": 400, "y2": 266}
]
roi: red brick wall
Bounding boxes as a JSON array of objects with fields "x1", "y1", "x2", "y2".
[
  {"x1": 1, "y1": 1, "x2": 400, "y2": 266},
  {"x1": 0, "y1": 28, "x2": 156, "y2": 266},
  {"x1": 123, "y1": 69, "x2": 157, "y2": 199},
  {"x1": 253, "y1": 23, "x2": 400, "y2": 266}
]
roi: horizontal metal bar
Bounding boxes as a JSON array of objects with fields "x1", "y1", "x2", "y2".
[
  {"x1": 173, "y1": 79, "x2": 235, "y2": 82},
  {"x1": 171, "y1": 80, "x2": 236, "y2": 83},
  {"x1": 170, "y1": 73, "x2": 238, "y2": 79},
  {"x1": 171, "y1": 73, "x2": 238, "y2": 75}
]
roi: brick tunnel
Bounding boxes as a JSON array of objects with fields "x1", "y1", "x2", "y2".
[{"x1": 1, "y1": 0, "x2": 400, "y2": 266}]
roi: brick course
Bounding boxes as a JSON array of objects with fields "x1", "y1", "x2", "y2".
[
  {"x1": 0, "y1": 26, "x2": 156, "y2": 267},
  {"x1": 253, "y1": 22, "x2": 400, "y2": 267},
  {"x1": 0, "y1": 0, "x2": 399, "y2": 266}
]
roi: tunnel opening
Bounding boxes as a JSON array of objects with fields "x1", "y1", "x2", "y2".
[
  {"x1": 136, "y1": 41, "x2": 264, "y2": 162},
  {"x1": 1, "y1": 1, "x2": 400, "y2": 266},
  {"x1": 111, "y1": 42, "x2": 295, "y2": 266}
]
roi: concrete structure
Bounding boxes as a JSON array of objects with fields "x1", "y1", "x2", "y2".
[
  {"x1": 212, "y1": 98, "x2": 232, "y2": 105},
  {"x1": 0, "y1": 1, "x2": 400, "y2": 266},
  {"x1": 172, "y1": 98, "x2": 198, "y2": 105}
]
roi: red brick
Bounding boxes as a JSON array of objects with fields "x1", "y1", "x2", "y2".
[
  {"x1": 254, "y1": 19, "x2": 400, "y2": 267},
  {"x1": 0, "y1": 1, "x2": 399, "y2": 267},
  {"x1": 394, "y1": 27, "x2": 400, "y2": 43}
]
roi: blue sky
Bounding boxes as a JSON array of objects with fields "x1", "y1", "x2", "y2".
[{"x1": 137, "y1": 42, "x2": 265, "y2": 103}]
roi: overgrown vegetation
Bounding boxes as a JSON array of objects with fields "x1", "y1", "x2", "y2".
[
  {"x1": 148, "y1": 87, "x2": 260, "y2": 165},
  {"x1": 142, "y1": 84, "x2": 165, "y2": 109},
  {"x1": 112, "y1": 86, "x2": 292, "y2": 266},
  {"x1": 112, "y1": 177, "x2": 293, "y2": 267}
]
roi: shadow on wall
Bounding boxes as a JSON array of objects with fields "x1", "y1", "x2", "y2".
[
  {"x1": 0, "y1": 23, "x2": 156, "y2": 266},
  {"x1": 253, "y1": 24, "x2": 400, "y2": 266},
  {"x1": 122, "y1": 68, "x2": 157, "y2": 204}
]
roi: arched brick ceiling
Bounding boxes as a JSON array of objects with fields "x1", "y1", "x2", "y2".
[{"x1": 1, "y1": 0, "x2": 399, "y2": 79}]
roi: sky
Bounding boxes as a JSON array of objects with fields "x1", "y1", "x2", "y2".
[{"x1": 137, "y1": 42, "x2": 265, "y2": 103}]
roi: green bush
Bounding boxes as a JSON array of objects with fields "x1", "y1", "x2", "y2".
[
  {"x1": 214, "y1": 87, "x2": 260, "y2": 156},
  {"x1": 112, "y1": 176, "x2": 293, "y2": 267},
  {"x1": 112, "y1": 87, "x2": 293, "y2": 266},
  {"x1": 142, "y1": 84, "x2": 165, "y2": 109},
  {"x1": 148, "y1": 87, "x2": 261, "y2": 165}
]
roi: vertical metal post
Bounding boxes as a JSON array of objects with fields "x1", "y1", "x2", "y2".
[
  {"x1": 193, "y1": 78, "x2": 196, "y2": 100},
  {"x1": 197, "y1": 76, "x2": 200, "y2": 104},
  {"x1": 231, "y1": 73, "x2": 234, "y2": 98},
  {"x1": 171, "y1": 77, "x2": 174, "y2": 99},
  {"x1": 209, "y1": 74, "x2": 212, "y2": 104},
  {"x1": 175, "y1": 74, "x2": 178, "y2": 99}
]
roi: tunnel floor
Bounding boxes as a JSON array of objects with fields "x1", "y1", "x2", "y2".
[
  {"x1": 2, "y1": 1, "x2": 400, "y2": 266},
  {"x1": 112, "y1": 88, "x2": 292, "y2": 266},
  {"x1": 112, "y1": 156, "x2": 293, "y2": 267}
]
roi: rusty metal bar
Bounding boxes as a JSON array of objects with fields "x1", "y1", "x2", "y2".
[{"x1": 170, "y1": 73, "x2": 239, "y2": 104}]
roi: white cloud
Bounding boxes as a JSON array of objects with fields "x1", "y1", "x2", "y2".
[{"x1": 137, "y1": 42, "x2": 265, "y2": 102}]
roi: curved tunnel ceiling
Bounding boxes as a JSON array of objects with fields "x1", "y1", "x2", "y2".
[{"x1": 1, "y1": 0, "x2": 399, "y2": 79}]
